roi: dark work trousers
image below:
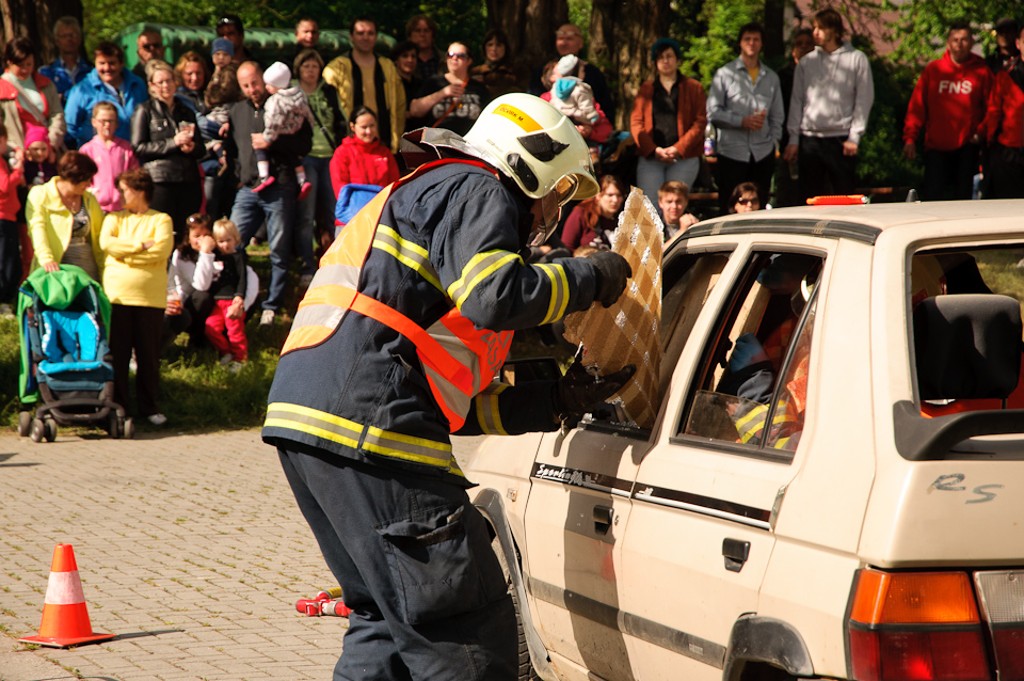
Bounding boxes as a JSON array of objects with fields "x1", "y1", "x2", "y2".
[
  {"x1": 986, "y1": 144, "x2": 1024, "y2": 199},
  {"x1": 151, "y1": 180, "x2": 203, "y2": 244},
  {"x1": 278, "y1": 446, "x2": 517, "y2": 681},
  {"x1": 0, "y1": 219, "x2": 20, "y2": 302},
  {"x1": 921, "y1": 145, "x2": 978, "y2": 201},
  {"x1": 110, "y1": 304, "x2": 164, "y2": 417},
  {"x1": 798, "y1": 135, "x2": 857, "y2": 202},
  {"x1": 715, "y1": 152, "x2": 776, "y2": 212}
]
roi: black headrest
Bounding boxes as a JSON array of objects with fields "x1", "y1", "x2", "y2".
[{"x1": 914, "y1": 294, "x2": 1022, "y2": 400}]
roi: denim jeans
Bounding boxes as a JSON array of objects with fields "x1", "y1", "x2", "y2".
[
  {"x1": 636, "y1": 154, "x2": 700, "y2": 209},
  {"x1": 231, "y1": 178, "x2": 297, "y2": 311},
  {"x1": 298, "y1": 155, "x2": 334, "y2": 271}
]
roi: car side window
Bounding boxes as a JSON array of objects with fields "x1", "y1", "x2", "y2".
[
  {"x1": 659, "y1": 251, "x2": 731, "y2": 399},
  {"x1": 681, "y1": 251, "x2": 823, "y2": 456}
]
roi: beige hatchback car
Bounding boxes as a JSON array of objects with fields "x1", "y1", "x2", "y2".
[{"x1": 464, "y1": 200, "x2": 1024, "y2": 681}]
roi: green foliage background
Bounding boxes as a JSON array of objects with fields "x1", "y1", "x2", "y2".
[
  {"x1": 682, "y1": 0, "x2": 765, "y2": 88},
  {"x1": 885, "y1": 0, "x2": 1020, "y2": 65},
  {"x1": 83, "y1": 0, "x2": 487, "y2": 53}
]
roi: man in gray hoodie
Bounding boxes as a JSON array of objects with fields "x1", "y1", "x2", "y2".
[{"x1": 782, "y1": 8, "x2": 874, "y2": 202}]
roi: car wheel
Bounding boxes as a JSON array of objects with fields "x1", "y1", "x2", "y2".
[
  {"x1": 18, "y1": 411, "x2": 31, "y2": 437},
  {"x1": 43, "y1": 419, "x2": 57, "y2": 443},
  {"x1": 491, "y1": 535, "x2": 540, "y2": 681}
]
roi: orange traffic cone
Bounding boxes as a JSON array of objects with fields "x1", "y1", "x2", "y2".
[{"x1": 19, "y1": 544, "x2": 115, "y2": 648}]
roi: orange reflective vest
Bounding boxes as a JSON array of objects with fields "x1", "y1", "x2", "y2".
[{"x1": 281, "y1": 158, "x2": 514, "y2": 431}]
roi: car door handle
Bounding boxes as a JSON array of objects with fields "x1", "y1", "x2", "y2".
[
  {"x1": 722, "y1": 538, "x2": 750, "y2": 573},
  {"x1": 593, "y1": 505, "x2": 614, "y2": 534}
]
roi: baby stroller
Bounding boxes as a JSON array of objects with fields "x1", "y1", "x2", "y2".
[{"x1": 17, "y1": 265, "x2": 132, "y2": 442}]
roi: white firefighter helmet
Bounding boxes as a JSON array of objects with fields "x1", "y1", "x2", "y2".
[{"x1": 463, "y1": 93, "x2": 599, "y2": 204}]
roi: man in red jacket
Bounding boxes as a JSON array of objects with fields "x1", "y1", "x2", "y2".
[
  {"x1": 903, "y1": 22, "x2": 992, "y2": 200},
  {"x1": 982, "y1": 22, "x2": 1024, "y2": 199}
]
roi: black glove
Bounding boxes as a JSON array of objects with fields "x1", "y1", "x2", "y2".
[
  {"x1": 587, "y1": 251, "x2": 631, "y2": 308},
  {"x1": 555, "y1": 360, "x2": 636, "y2": 423}
]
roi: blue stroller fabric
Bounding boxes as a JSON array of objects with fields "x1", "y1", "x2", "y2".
[
  {"x1": 19, "y1": 265, "x2": 113, "y2": 403},
  {"x1": 335, "y1": 183, "x2": 384, "y2": 227}
]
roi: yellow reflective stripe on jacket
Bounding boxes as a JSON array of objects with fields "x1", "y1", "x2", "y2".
[
  {"x1": 284, "y1": 263, "x2": 363, "y2": 352},
  {"x1": 283, "y1": 283, "x2": 358, "y2": 354},
  {"x1": 734, "y1": 401, "x2": 797, "y2": 445},
  {"x1": 266, "y1": 402, "x2": 462, "y2": 474},
  {"x1": 534, "y1": 263, "x2": 570, "y2": 324},
  {"x1": 373, "y1": 225, "x2": 444, "y2": 292},
  {"x1": 475, "y1": 383, "x2": 509, "y2": 435},
  {"x1": 447, "y1": 250, "x2": 522, "y2": 309}
]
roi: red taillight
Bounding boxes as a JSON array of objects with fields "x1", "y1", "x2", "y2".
[
  {"x1": 991, "y1": 629, "x2": 1024, "y2": 680},
  {"x1": 847, "y1": 569, "x2": 991, "y2": 681}
]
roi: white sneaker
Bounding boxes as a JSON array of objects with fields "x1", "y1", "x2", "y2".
[
  {"x1": 260, "y1": 309, "x2": 276, "y2": 326},
  {"x1": 0, "y1": 303, "x2": 13, "y2": 318},
  {"x1": 219, "y1": 353, "x2": 234, "y2": 366},
  {"x1": 147, "y1": 413, "x2": 168, "y2": 426},
  {"x1": 227, "y1": 361, "x2": 244, "y2": 373}
]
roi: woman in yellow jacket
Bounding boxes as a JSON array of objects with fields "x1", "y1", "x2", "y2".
[
  {"x1": 100, "y1": 168, "x2": 173, "y2": 426},
  {"x1": 26, "y1": 151, "x2": 104, "y2": 279}
]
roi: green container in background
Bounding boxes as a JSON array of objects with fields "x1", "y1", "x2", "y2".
[{"x1": 115, "y1": 22, "x2": 395, "y2": 73}]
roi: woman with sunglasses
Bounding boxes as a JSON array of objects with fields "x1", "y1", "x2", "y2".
[
  {"x1": 729, "y1": 181, "x2": 762, "y2": 213},
  {"x1": 409, "y1": 42, "x2": 491, "y2": 135}
]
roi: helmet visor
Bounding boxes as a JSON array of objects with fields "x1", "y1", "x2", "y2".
[
  {"x1": 528, "y1": 175, "x2": 579, "y2": 247},
  {"x1": 551, "y1": 174, "x2": 580, "y2": 207}
]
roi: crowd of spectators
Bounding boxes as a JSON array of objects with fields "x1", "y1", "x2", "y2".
[{"x1": 2, "y1": 9, "x2": 1022, "y2": 424}]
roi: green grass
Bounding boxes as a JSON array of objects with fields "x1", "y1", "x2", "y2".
[
  {"x1": 2, "y1": 248, "x2": 289, "y2": 433},
  {"x1": 2, "y1": 248, "x2": 574, "y2": 434},
  {"x1": 973, "y1": 249, "x2": 1024, "y2": 302}
]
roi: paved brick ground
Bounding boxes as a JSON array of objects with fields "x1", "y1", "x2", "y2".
[{"x1": 0, "y1": 429, "x2": 346, "y2": 680}]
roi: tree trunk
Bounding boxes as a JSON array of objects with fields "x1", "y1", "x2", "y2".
[
  {"x1": 0, "y1": 0, "x2": 83, "y2": 62},
  {"x1": 590, "y1": 0, "x2": 670, "y2": 129},
  {"x1": 487, "y1": 0, "x2": 569, "y2": 91},
  {"x1": 763, "y1": 0, "x2": 785, "y2": 59}
]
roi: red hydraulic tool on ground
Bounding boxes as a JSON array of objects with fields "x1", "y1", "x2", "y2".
[{"x1": 296, "y1": 586, "x2": 351, "y2": 618}]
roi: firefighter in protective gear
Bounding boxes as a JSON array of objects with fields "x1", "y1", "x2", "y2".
[{"x1": 263, "y1": 93, "x2": 633, "y2": 681}]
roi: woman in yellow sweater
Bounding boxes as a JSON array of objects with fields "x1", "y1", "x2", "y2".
[{"x1": 100, "y1": 168, "x2": 173, "y2": 426}]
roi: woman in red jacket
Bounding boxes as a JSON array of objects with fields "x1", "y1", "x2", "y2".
[
  {"x1": 630, "y1": 37, "x2": 707, "y2": 209},
  {"x1": 329, "y1": 107, "x2": 400, "y2": 199},
  {"x1": 329, "y1": 107, "x2": 400, "y2": 232}
]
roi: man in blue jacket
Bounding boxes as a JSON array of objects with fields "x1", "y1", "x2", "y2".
[{"x1": 64, "y1": 42, "x2": 148, "y2": 149}]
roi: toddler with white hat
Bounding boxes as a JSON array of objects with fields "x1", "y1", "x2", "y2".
[
  {"x1": 548, "y1": 54, "x2": 600, "y2": 128},
  {"x1": 253, "y1": 61, "x2": 315, "y2": 199}
]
